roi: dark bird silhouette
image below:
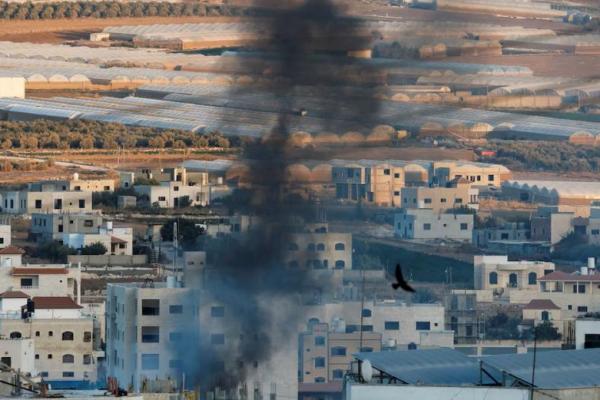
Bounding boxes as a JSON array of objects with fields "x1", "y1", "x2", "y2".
[{"x1": 392, "y1": 264, "x2": 415, "y2": 292}]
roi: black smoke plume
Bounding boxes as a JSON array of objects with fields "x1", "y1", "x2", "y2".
[{"x1": 175, "y1": 0, "x2": 383, "y2": 396}]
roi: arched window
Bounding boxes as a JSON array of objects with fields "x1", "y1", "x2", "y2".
[
  {"x1": 9, "y1": 331, "x2": 21, "y2": 339},
  {"x1": 288, "y1": 243, "x2": 299, "y2": 251},
  {"x1": 528, "y1": 272, "x2": 537, "y2": 285},
  {"x1": 335, "y1": 260, "x2": 345, "y2": 269},
  {"x1": 450, "y1": 316, "x2": 458, "y2": 332},
  {"x1": 489, "y1": 272, "x2": 498, "y2": 285},
  {"x1": 315, "y1": 377, "x2": 326, "y2": 383},
  {"x1": 541, "y1": 311, "x2": 549, "y2": 321},
  {"x1": 408, "y1": 342, "x2": 417, "y2": 350},
  {"x1": 307, "y1": 243, "x2": 315, "y2": 252},
  {"x1": 62, "y1": 331, "x2": 74, "y2": 341},
  {"x1": 316, "y1": 243, "x2": 325, "y2": 251},
  {"x1": 362, "y1": 309, "x2": 372, "y2": 318},
  {"x1": 335, "y1": 243, "x2": 345, "y2": 251},
  {"x1": 308, "y1": 318, "x2": 320, "y2": 327},
  {"x1": 62, "y1": 354, "x2": 74, "y2": 364},
  {"x1": 509, "y1": 273, "x2": 518, "y2": 287}
]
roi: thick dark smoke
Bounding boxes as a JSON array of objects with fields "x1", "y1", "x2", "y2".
[{"x1": 175, "y1": 0, "x2": 383, "y2": 396}]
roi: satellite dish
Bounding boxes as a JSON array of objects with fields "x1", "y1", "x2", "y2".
[{"x1": 360, "y1": 359, "x2": 373, "y2": 383}]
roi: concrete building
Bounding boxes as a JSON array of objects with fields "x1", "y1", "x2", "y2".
[
  {"x1": 473, "y1": 255, "x2": 555, "y2": 293},
  {"x1": 286, "y1": 223, "x2": 352, "y2": 270},
  {"x1": 0, "y1": 77, "x2": 25, "y2": 99},
  {"x1": 530, "y1": 207, "x2": 579, "y2": 245},
  {"x1": 394, "y1": 208, "x2": 473, "y2": 242},
  {"x1": 0, "y1": 246, "x2": 81, "y2": 299},
  {"x1": 135, "y1": 181, "x2": 209, "y2": 208},
  {"x1": 332, "y1": 159, "x2": 509, "y2": 208},
  {"x1": 0, "y1": 225, "x2": 10, "y2": 249},
  {"x1": 522, "y1": 299, "x2": 563, "y2": 334},
  {"x1": 0, "y1": 190, "x2": 92, "y2": 214},
  {"x1": 303, "y1": 300, "x2": 453, "y2": 350},
  {"x1": 61, "y1": 222, "x2": 133, "y2": 256},
  {"x1": 473, "y1": 222, "x2": 529, "y2": 248},
  {"x1": 299, "y1": 321, "x2": 382, "y2": 384},
  {"x1": 30, "y1": 213, "x2": 103, "y2": 242},
  {"x1": 575, "y1": 318, "x2": 600, "y2": 349},
  {"x1": 445, "y1": 290, "x2": 480, "y2": 344},
  {"x1": 0, "y1": 337, "x2": 35, "y2": 374},
  {"x1": 0, "y1": 294, "x2": 98, "y2": 388},
  {"x1": 400, "y1": 179, "x2": 478, "y2": 213},
  {"x1": 28, "y1": 174, "x2": 115, "y2": 193}
]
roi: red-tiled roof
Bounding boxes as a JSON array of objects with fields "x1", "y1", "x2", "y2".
[
  {"x1": 0, "y1": 290, "x2": 29, "y2": 299},
  {"x1": 298, "y1": 382, "x2": 343, "y2": 393},
  {"x1": 11, "y1": 268, "x2": 68, "y2": 275},
  {"x1": 539, "y1": 271, "x2": 600, "y2": 282},
  {"x1": 524, "y1": 299, "x2": 561, "y2": 310},
  {"x1": 31, "y1": 297, "x2": 82, "y2": 309},
  {"x1": 111, "y1": 236, "x2": 127, "y2": 244},
  {"x1": 0, "y1": 246, "x2": 25, "y2": 255}
]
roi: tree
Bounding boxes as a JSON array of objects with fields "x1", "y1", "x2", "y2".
[
  {"x1": 485, "y1": 312, "x2": 521, "y2": 340},
  {"x1": 1, "y1": 138, "x2": 12, "y2": 149},
  {"x1": 37, "y1": 241, "x2": 76, "y2": 263},
  {"x1": 160, "y1": 219, "x2": 204, "y2": 249},
  {"x1": 81, "y1": 242, "x2": 108, "y2": 255},
  {"x1": 533, "y1": 321, "x2": 561, "y2": 341},
  {"x1": 80, "y1": 135, "x2": 95, "y2": 149}
]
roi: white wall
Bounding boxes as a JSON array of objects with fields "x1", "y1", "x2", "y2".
[
  {"x1": 346, "y1": 384, "x2": 529, "y2": 400},
  {"x1": 0, "y1": 225, "x2": 10, "y2": 248},
  {"x1": 576, "y1": 320, "x2": 600, "y2": 349},
  {"x1": 0, "y1": 77, "x2": 25, "y2": 99},
  {"x1": 0, "y1": 338, "x2": 35, "y2": 374}
]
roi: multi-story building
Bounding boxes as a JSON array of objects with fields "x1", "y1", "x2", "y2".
[
  {"x1": 445, "y1": 290, "x2": 481, "y2": 344},
  {"x1": 394, "y1": 208, "x2": 473, "y2": 242},
  {"x1": 285, "y1": 223, "x2": 352, "y2": 270},
  {"x1": 0, "y1": 190, "x2": 92, "y2": 214},
  {"x1": 0, "y1": 293, "x2": 99, "y2": 388},
  {"x1": 530, "y1": 206, "x2": 580, "y2": 245},
  {"x1": 400, "y1": 178, "x2": 479, "y2": 213},
  {"x1": 473, "y1": 222, "x2": 530, "y2": 248},
  {"x1": 0, "y1": 246, "x2": 81, "y2": 299},
  {"x1": 298, "y1": 321, "x2": 382, "y2": 384},
  {"x1": 303, "y1": 300, "x2": 453, "y2": 350},
  {"x1": 30, "y1": 213, "x2": 104, "y2": 242},
  {"x1": 431, "y1": 161, "x2": 511, "y2": 188},
  {"x1": 521, "y1": 299, "x2": 564, "y2": 334},
  {"x1": 473, "y1": 255, "x2": 555, "y2": 293}
]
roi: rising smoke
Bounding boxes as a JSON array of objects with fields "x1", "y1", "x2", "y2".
[{"x1": 175, "y1": 0, "x2": 384, "y2": 395}]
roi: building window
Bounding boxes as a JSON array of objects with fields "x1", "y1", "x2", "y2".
[
  {"x1": 9, "y1": 332, "x2": 21, "y2": 339},
  {"x1": 331, "y1": 347, "x2": 346, "y2": 357},
  {"x1": 345, "y1": 325, "x2": 359, "y2": 333},
  {"x1": 83, "y1": 355, "x2": 91, "y2": 365},
  {"x1": 488, "y1": 175, "x2": 494, "y2": 181},
  {"x1": 578, "y1": 306, "x2": 588, "y2": 313},
  {"x1": 592, "y1": 229, "x2": 600, "y2": 235},
  {"x1": 423, "y1": 223, "x2": 431, "y2": 231},
  {"x1": 314, "y1": 357, "x2": 325, "y2": 368},
  {"x1": 383, "y1": 169, "x2": 390, "y2": 175},
  {"x1": 361, "y1": 309, "x2": 372, "y2": 317},
  {"x1": 62, "y1": 372, "x2": 74, "y2": 378},
  {"x1": 360, "y1": 347, "x2": 373, "y2": 352},
  {"x1": 579, "y1": 284, "x2": 586, "y2": 294},
  {"x1": 141, "y1": 354, "x2": 159, "y2": 370},
  {"x1": 141, "y1": 299, "x2": 160, "y2": 315},
  {"x1": 541, "y1": 311, "x2": 549, "y2": 321},
  {"x1": 78, "y1": 199, "x2": 85, "y2": 209},
  {"x1": 62, "y1": 331, "x2": 74, "y2": 341},
  {"x1": 84, "y1": 220, "x2": 94, "y2": 227},
  {"x1": 141, "y1": 326, "x2": 160, "y2": 343},
  {"x1": 489, "y1": 272, "x2": 498, "y2": 285},
  {"x1": 62, "y1": 354, "x2": 74, "y2": 364},
  {"x1": 35, "y1": 354, "x2": 39, "y2": 360},
  {"x1": 48, "y1": 354, "x2": 53, "y2": 359},
  {"x1": 335, "y1": 243, "x2": 345, "y2": 251},
  {"x1": 509, "y1": 273, "x2": 518, "y2": 287},
  {"x1": 315, "y1": 377, "x2": 326, "y2": 383},
  {"x1": 83, "y1": 332, "x2": 92, "y2": 342},
  {"x1": 528, "y1": 272, "x2": 537, "y2": 285},
  {"x1": 334, "y1": 260, "x2": 345, "y2": 269},
  {"x1": 211, "y1": 306, "x2": 225, "y2": 317},
  {"x1": 316, "y1": 243, "x2": 325, "y2": 251},
  {"x1": 314, "y1": 336, "x2": 325, "y2": 346},
  {"x1": 441, "y1": 198, "x2": 447, "y2": 203},
  {"x1": 35, "y1": 200, "x2": 42, "y2": 209},
  {"x1": 394, "y1": 191, "x2": 400, "y2": 196},
  {"x1": 210, "y1": 334, "x2": 225, "y2": 345},
  {"x1": 424, "y1": 198, "x2": 432, "y2": 204},
  {"x1": 460, "y1": 223, "x2": 468, "y2": 230},
  {"x1": 384, "y1": 321, "x2": 400, "y2": 330},
  {"x1": 169, "y1": 305, "x2": 183, "y2": 314},
  {"x1": 333, "y1": 369, "x2": 344, "y2": 380},
  {"x1": 307, "y1": 243, "x2": 316, "y2": 252},
  {"x1": 361, "y1": 325, "x2": 373, "y2": 332},
  {"x1": 20, "y1": 278, "x2": 33, "y2": 288},
  {"x1": 416, "y1": 321, "x2": 431, "y2": 331},
  {"x1": 158, "y1": 196, "x2": 166, "y2": 202}
]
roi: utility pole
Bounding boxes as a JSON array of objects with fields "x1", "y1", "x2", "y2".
[{"x1": 530, "y1": 326, "x2": 538, "y2": 400}]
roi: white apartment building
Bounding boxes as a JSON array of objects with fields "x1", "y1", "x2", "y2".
[
  {"x1": 106, "y1": 281, "x2": 297, "y2": 399},
  {"x1": 0, "y1": 336, "x2": 35, "y2": 374},
  {"x1": 394, "y1": 208, "x2": 473, "y2": 242},
  {"x1": 30, "y1": 213, "x2": 104, "y2": 242},
  {"x1": 474, "y1": 255, "x2": 555, "y2": 292},
  {"x1": 400, "y1": 180, "x2": 479, "y2": 213},
  {"x1": 135, "y1": 182, "x2": 209, "y2": 208},
  {"x1": 61, "y1": 222, "x2": 133, "y2": 256},
  {"x1": 28, "y1": 174, "x2": 115, "y2": 193}
]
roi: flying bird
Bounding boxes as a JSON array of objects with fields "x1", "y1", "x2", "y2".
[{"x1": 392, "y1": 264, "x2": 415, "y2": 292}]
